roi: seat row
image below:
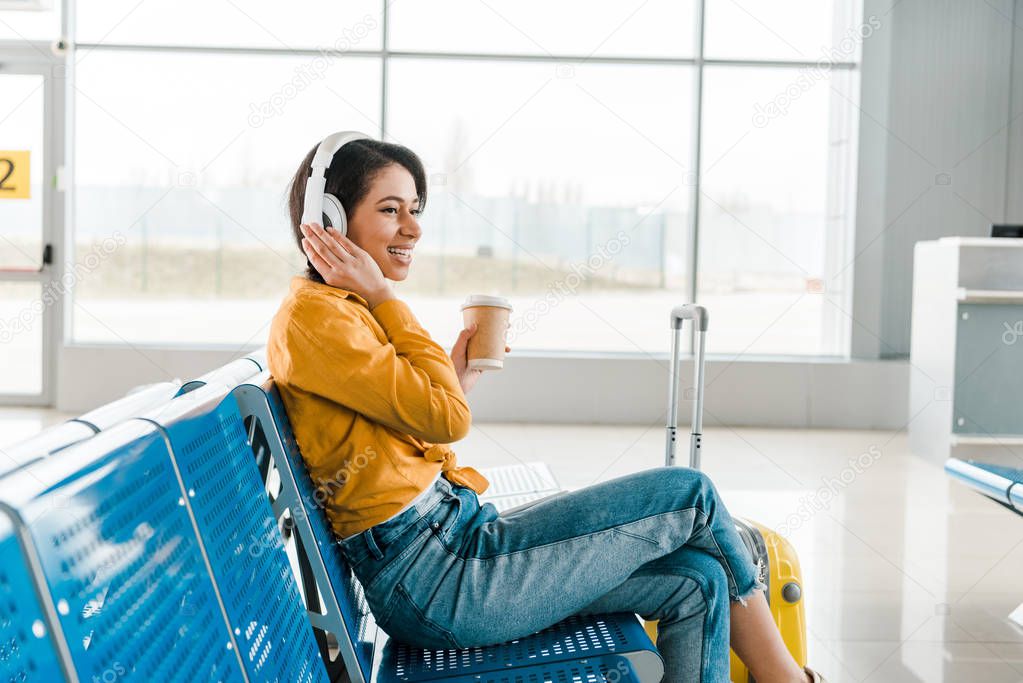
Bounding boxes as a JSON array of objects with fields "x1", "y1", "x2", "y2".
[
  {"x1": 0, "y1": 353, "x2": 663, "y2": 682},
  {"x1": 945, "y1": 457, "x2": 1023, "y2": 513}
]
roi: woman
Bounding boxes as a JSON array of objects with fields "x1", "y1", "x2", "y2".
[{"x1": 266, "y1": 137, "x2": 825, "y2": 683}]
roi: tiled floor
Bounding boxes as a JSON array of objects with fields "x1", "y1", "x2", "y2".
[{"x1": 4, "y1": 408, "x2": 1022, "y2": 682}]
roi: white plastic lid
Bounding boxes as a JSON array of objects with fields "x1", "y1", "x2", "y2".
[{"x1": 461, "y1": 294, "x2": 513, "y2": 311}]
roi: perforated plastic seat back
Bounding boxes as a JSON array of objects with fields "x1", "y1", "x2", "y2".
[
  {"x1": 0, "y1": 518, "x2": 65, "y2": 683},
  {"x1": 393, "y1": 657, "x2": 642, "y2": 683},
  {"x1": 260, "y1": 383, "x2": 377, "y2": 682},
  {"x1": 150, "y1": 389, "x2": 328, "y2": 683},
  {"x1": 379, "y1": 613, "x2": 658, "y2": 683},
  {"x1": 0, "y1": 423, "x2": 244, "y2": 682}
]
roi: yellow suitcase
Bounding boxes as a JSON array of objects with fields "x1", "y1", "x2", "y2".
[{"x1": 643, "y1": 306, "x2": 807, "y2": 681}]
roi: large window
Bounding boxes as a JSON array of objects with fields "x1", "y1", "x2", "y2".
[{"x1": 70, "y1": 0, "x2": 862, "y2": 356}]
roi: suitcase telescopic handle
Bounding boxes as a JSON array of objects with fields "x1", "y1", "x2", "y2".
[{"x1": 666, "y1": 305, "x2": 709, "y2": 470}]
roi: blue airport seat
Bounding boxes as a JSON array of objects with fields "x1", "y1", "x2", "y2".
[
  {"x1": 233, "y1": 374, "x2": 664, "y2": 683},
  {"x1": 1011, "y1": 483, "x2": 1023, "y2": 511},
  {"x1": 179, "y1": 357, "x2": 265, "y2": 394},
  {"x1": 1, "y1": 380, "x2": 197, "y2": 482},
  {"x1": 71, "y1": 380, "x2": 182, "y2": 431},
  {"x1": 945, "y1": 458, "x2": 1023, "y2": 514},
  {"x1": 0, "y1": 421, "x2": 245, "y2": 682},
  {"x1": 0, "y1": 516, "x2": 66, "y2": 683},
  {"x1": 234, "y1": 378, "x2": 379, "y2": 683},
  {"x1": 140, "y1": 383, "x2": 328, "y2": 683},
  {"x1": 376, "y1": 616, "x2": 651, "y2": 683},
  {"x1": 0, "y1": 381, "x2": 185, "y2": 480},
  {"x1": 380, "y1": 645, "x2": 642, "y2": 683},
  {"x1": 246, "y1": 347, "x2": 267, "y2": 371},
  {"x1": 0, "y1": 420, "x2": 96, "y2": 478}
]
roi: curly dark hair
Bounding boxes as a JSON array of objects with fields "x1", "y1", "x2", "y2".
[{"x1": 287, "y1": 138, "x2": 428, "y2": 283}]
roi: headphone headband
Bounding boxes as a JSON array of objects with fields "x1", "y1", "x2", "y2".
[{"x1": 310, "y1": 131, "x2": 371, "y2": 170}]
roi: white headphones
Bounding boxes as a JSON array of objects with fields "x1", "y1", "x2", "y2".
[{"x1": 302, "y1": 130, "x2": 372, "y2": 237}]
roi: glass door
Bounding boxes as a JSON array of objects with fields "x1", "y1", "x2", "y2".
[{"x1": 0, "y1": 64, "x2": 56, "y2": 404}]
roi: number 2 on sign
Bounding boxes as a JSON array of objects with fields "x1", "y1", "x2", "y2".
[{"x1": 0, "y1": 151, "x2": 31, "y2": 199}]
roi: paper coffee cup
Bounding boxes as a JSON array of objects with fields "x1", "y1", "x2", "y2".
[{"x1": 461, "y1": 295, "x2": 512, "y2": 371}]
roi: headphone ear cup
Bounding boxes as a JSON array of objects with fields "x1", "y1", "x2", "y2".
[{"x1": 321, "y1": 194, "x2": 348, "y2": 237}]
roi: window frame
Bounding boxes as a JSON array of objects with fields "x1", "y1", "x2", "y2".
[{"x1": 0, "y1": 41, "x2": 64, "y2": 406}]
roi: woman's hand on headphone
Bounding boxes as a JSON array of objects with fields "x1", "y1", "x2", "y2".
[{"x1": 300, "y1": 222, "x2": 395, "y2": 309}]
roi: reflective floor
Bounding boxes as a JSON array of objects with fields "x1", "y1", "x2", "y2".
[
  {"x1": 4, "y1": 408, "x2": 1022, "y2": 682},
  {"x1": 456, "y1": 423, "x2": 1023, "y2": 683}
]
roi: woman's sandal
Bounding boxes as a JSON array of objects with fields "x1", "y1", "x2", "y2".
[{"x1": 804, "y1": 667, "x2": 828, "y2": 682}]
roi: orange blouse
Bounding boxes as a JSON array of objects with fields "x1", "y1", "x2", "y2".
[{"x1": 266, "y1": 276, "x2": 489, "y2": 538}]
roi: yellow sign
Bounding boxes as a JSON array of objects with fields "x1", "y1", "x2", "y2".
[{"x1": 0, "y1": 151, "x2": 30, "y2": 200}]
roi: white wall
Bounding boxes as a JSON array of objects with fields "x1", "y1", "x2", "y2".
[{"x1": 856, "y1": 0, "x2": 1022, "y2": 358}]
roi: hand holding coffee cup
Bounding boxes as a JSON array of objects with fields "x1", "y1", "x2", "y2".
[{"x1": 461, "y1": 295, "x2": 512, "y2": 371}]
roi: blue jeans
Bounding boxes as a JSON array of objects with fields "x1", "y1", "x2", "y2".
[{"x1": 338, "y1": 467, "x2": 762, "y2": 683}]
